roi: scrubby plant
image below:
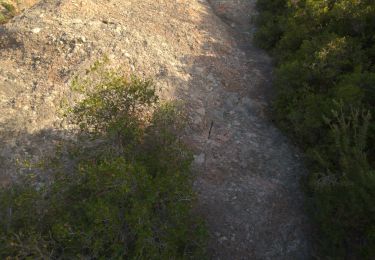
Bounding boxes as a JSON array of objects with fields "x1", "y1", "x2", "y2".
[
  {"x1": 0, "y1": 1, "x2": 16, "y2": 24},
  {"x1": 309, "y1": 105, "x2": 375, "y2": 258},
  {"x1": 255, "y1": 0, "x2": 375, "y2": 258},
  {"x1": 0, "y1": 64, "x2": 207, "y2": 258}
]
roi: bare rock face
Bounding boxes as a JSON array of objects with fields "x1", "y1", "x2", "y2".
[{"x1": 0, "y1": 0, "x2": 311, "y2": 258}]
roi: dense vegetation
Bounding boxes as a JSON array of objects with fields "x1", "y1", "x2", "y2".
[
  {"x1": 0, "y1": 63, "x2": 206, "y2": 258},
  {"x1": 255, "y1": 0, "x2": 375, "y2": 258}
]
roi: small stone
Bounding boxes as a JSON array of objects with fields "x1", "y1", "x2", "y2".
[
  {"x1": 207, "y1": 73, "x2": 215, "y2": 81},
  {"x1": 115, "y1": 26, "x2": 122, "y2": 34},
  {"x1": 193, "y1": 153, "x2": 205, "y2": 165},
  {"x1": 195, "y1": 67, "x2": 204, "y2": 73},
  {"x1": 219, "y1": 236, "x2": 228, "y2": 243},
  {"x1": 72, "y1": 19, "x2": 83, "y2": 24},
  {"x1": 79, "y1": 36, "x2": 86, "y2": 43},
  {"x1": 31, "y1": 28, "x2": 42, "y2": 34},
  {"x1": 193, "y1": 115, "x2": 202, "y2": 125},
  {"x1": 196, "y1": 107, "x2": 205, "y2": 116}
]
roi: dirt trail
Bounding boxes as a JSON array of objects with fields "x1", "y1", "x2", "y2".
[
  {"x1": 185, "y1": 1, "x2": 311, "y2": 258},
  {"x1": 0, "y1": 0, "x2": 310, "y2": 258}
]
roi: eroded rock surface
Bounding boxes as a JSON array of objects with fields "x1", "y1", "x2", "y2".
[{"x1": 0, "y1": 0, "x2": 310, "y2": 258}]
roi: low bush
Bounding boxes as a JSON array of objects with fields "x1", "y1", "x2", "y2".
[
  {"x1": 0, "y1": 63, "x2": 207, "y2": 258},
  {"x1": 0, "y1": 1, "x2": 16, "y2": 24},
  {"x1": 255, "y1": 0, "x2": 375, "y2": 258}
]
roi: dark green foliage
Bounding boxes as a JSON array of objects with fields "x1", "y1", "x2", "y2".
[
  {"x1": 0, "y1": 66, "x2": 207, "y2": 258},
  {"x1": 255, "y1": 0, "x2": 375, "y2": 258},
  {"x1": 309, "y1": 106, "x2": 375, "y2": 258}
]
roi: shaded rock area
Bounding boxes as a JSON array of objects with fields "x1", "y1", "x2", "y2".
[{"x1": 0, "y1": 0, "x2": 311, "y2": 258}]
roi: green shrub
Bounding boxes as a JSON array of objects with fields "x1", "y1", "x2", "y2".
[
  {"x1": 309, "y1": 106, "x2": 375, "y2": 258},
  {"x1": 0, "y1": 66, "x2": 207, "y2": 258},
  {"x1": 0, "y1": 1, "x2": 16, "y2": 24},
  {"x1": 0, "y1": 13, "x2": 6, "y2": 24},
  {"x1": 255, "y1": 0, "x2": 375, "y2": 258},
  {"x1": 254, "y1": 0, "x2": 287, "y2": 50}
]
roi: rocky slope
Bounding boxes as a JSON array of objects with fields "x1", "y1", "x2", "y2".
[{"x1": 0, "y1": 0, "x2": 310, "y2": 258}]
